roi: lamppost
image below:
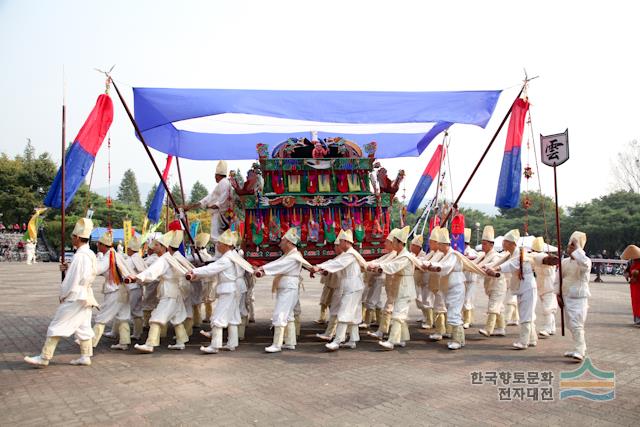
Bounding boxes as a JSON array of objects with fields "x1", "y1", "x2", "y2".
[{"x1": 475, "y1": 222, "x2": 481, "y2": 246}]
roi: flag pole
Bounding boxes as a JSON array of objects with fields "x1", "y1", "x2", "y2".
[
  {"x1": 441, "y1": 84, "x2": 526, "y2": 225},
  {"x1": 175, "y1": 157, "x2": 192, "y2": 246},
  {"x1": 108, "y1": 77, "x2": 202, "y2": 263},
  {"x1": 60, "y1": 68, "x2": 67, "y2": 280},
  {"x1": 553, "y1": 164, "x2": 565, "y2": 336}
]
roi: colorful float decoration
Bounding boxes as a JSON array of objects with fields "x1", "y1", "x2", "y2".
[{"x1": 233, "y1": 136, "x2": 404, "y2": 265}]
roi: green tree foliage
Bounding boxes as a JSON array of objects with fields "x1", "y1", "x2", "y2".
[
  {"x1": 145, "y1": 183, "x2": 158, "y2": 212},
  {"x1": 0, "y1": 142, "x2": 57, "y2": 224},
  {"x1": 117, "y1": 169, "x2": 141, "y2": 207},
  {"x1": 170, "y1": 183, "x2": 184, "y2": 206},
  {"x1": 189, "y1": 180, "x2": 209, "y2": 204}
]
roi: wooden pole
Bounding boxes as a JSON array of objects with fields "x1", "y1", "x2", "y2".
[
  {"x1": 553, "y1": 165, "x2": 565, "y2": 336},
  {"x1": 441, "y1": 85, "x2": 525, "y2": 225},
  {"x1": 175, "y1": 157, "x2": 192, "y2": 246},
  {"x1": 109, "y1": 78, "x2": 202, "y2": 263},
  {"x1": 60, "y1": 80, "x2": 66, "y2": 280}
]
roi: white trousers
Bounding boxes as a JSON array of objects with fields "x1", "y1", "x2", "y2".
[
  {"x1": 463, "y1": 280, "x2": 475, "y2": 310},
  {"x1": 364, "y1": 277, "x2": 385, "y2": 310},
  {"x1": 150, "y1": 296, "x2": 188, "y2": 326},
  {"x1": 446, "y1": 283, "x2": 465, "y2": 326},
  {"x1": 212, "y1": 292, "x2": 241, "y2": 327},
  {"x1": 95, "y1": 292, "x2": 131, "y2": 324},
  {"x1": 538, "y1": 291, "x2": 557, "y2": 333},
  {"x1": 272, "y1": 288, "x2": 299, "y2": 327},
  {"x1": 565, "y1": 296, "x2": 589, "y2": 356},
  {"x1": 517, "y1": 288, "x2": 537, "y2": 323},
  {"x1": 337, "y1": 290, "x2": 364, "y2": 324},
  {"x1": 391, "y1": 296, "x2": 412, "y2": 321},
  {"x1": 434, "y1": 290, "x2": 447, "y2": 313},
  {"x1": 47, "y1": 300, "x2": 94, "y2": 341}
]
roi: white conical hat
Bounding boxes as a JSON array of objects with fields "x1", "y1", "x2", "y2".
[
  {"x1": 98, "y1": 231, "x2": 114, "y2": 246},
  {"x1": 195, "y1": 232, "x2": 211, "y2": 248},
  {"x1": 464, "y1": 228, "x2": 471, "y2": 243},
  {"x1": 503, "y1": 229, "x2": 520, "y2": 243},
  {"x1": 569, "y1": 231, "x2": 587, "y2": 249},
  {"x1": 215, "y1": 160, "x2": 228, "y2": 176},
  {"x1": 396, "y1": 226, "x2": 410, "y2": 244},
  {"x1": 282, "y1": 227, "x2": 300, "y2": 245},
  {"x1": 72, "y1": 218, "x2": 93, "y2": 239},
  {"x1": 218, "y1": 229, "x2": 236, "y2": 246},
  {"x1": 435, "y1": 227, "x2": 450, "y2": 244},
  {"x1": 531, "y1": 236, "x2": 545, "y2": 252},
  {"x1": 337, "y1": 229, "x2": 354, "y2": 244},
  {"x1": 159, "y1": 231, "x2": 172, "y2": 248},
  {"x1": 128, "y1": 235, "x2": 142, "y2": 252},
  {"x1": 481, "y1": 225, "x2": 495, "y2": 242},
  {"x1": 429, "y1": 226, "x2": 441, "y2": 242},
  {"x1": 386, "y1": 228, "x2": 400, "y2": 241},
  {"x1": 411, "y1": 234, "x2": 424, "y2": 247}
]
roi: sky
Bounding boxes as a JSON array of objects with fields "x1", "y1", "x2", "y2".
[{"x1": 1, "y1": 0, "x2": 639, "y2": 212}]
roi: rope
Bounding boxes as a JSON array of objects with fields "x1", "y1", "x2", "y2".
[{"x1": 528, "y1": 108, "x2": 552, "y2": 245}]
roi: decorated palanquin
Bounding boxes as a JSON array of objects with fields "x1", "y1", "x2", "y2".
[{"x1": 235, "y1": 136, "x2": 404, "y2": 266}]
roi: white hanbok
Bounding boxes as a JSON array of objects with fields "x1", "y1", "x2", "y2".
[
  {"x1": 532, "y1": 253, "x2": 558, "y2": 334},
  {"x1": 262, "y1": 249, "x2": 309, "y2": 327},
  {"x1": 199, "y1": 177, "x2": 231, "y2": 244},
  {"x1": 317, "y1": 249, "x2": 366, "y2": 324},
  {"x1": 94, "y1": 249, "x2": 131, "y2": 325}
]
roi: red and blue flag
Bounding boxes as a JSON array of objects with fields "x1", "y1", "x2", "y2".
[
  {"x1": 407, "y1": 144, "x2": 444, "y2": 213},
  {"x1": 147, "y1": 155, "x2": 173, "y2": 223},
  {"x1": 495, "y1": 98, "x2": 529, "y2": 209},
  {"x1": 44, "y1": 94, "x2": 113, "y2": 209}
]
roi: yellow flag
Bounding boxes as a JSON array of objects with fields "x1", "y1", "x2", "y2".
[
  {"x1": 123, "y1": 220, "x2": 132, "y2": 252},
  {"x1": 27, "y1": 207, "x2": 47, "y2": 241}
]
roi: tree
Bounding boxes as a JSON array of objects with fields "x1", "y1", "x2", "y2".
[
  {"x1": 117, "y1": 169, "x2": 141, "y2": 207},
  {"x1": 170, "y1": 183, "x2": 184, "y2": 206},
  {"x1": 189, "y1": 180, "x2": 209, "y2": 204},
  {"x1": 145, "y1": 183, "x2": 158, "y2": 212},
  {"x1": 611, "y1": 139, "x2": 640, "y2": 192}
]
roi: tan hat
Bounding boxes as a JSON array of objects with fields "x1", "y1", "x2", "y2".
[
  {"x1": 128, "y1": 235, "x2": 142, "y2": 252},
  {"x1": 215, "y1": 160, "x2": 228, "y2": 176},
  {"x1": 434, "y1": 227, "x2": 450, "y2": 244},
  {"x1": 621, "y1": 244, "x2": 640, "y2": 260},
  {"x1": 464, "y1": 228, "x2": 472, "y2": 243},
  {"x1": 386, "y1": 228, "x2": 400, "y2": 241},
  {"x1": 282, "y1": 228, "x2": 300, "y2": 245},
  {"x1": 411, "y1": 234, "x2": 424, "y2": 247},
  {"x1": 72, "y1": 218, "x2": 93, "y2": 239},
  {"x1": 569, "y1": 231, "x2": 587, "y2": 250},
  {"x1": 195, "y1": 232, "x2": 210, "y2": 248},
  {"x1": 503, "y1": 229, "x2": 520, "y2": 244},
  {"x1": 531, "y1": 236, "x2": 545, "y2": 252},
  {"x1": 337, "y1": 229, "x2": 354, "y2": 244},
  {"x1": 481, "y1": 225, "x2": 495, "y2": 242},
  {"x1": 395, "y1": 226, "x2": 410, "y2": 244},
  {"x1": 429, "y1": 226, "x2": 441, "y2": 242},
  {"x1": 218, "y1": 229, "x2": 236, "y2": 246},
  {"x1": 98, "y1": 231, "x2": 114, "y2": 247}
]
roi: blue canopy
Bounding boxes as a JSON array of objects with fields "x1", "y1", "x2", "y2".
[
  {"x1": 90, "y1": 227, "x2": 139, "y2": 242},
  {"x1": 132, "y1": 88, "x2": 502, "y2": 160}
]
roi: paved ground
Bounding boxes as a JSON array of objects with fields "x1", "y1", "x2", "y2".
[{"x1": 1, "y1": 262, "x2": 639, "y2": 426}]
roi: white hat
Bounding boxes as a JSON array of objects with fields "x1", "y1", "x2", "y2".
[
  {"x1": 158, "y1": 231, "x2": 172, "y2": 248},
  {"x1": 337, "y1": 229, "x2": 354, "y2": 244},
  {"x1": 282, "y1": 228, "x2": 300, "y2": 245},
  {"x1": 386, "y1": 228, "x2": 400, "y2": 241},
  {"x1": 434, "y1": 227, "x2": 450, "y2": 244},
  {"x1": 429, "y1": 226, "x2": 441, "y2": 242},
  {"x1": 531, "y1": 236, "x2": 545, "y2": 252},
  {"x1": 503, "y1": 229, "x2": 520, "y2": 244},
  {"x1": 464, "y1": 228, "x2": 472, "y2": 243},
  {"x1": 72, "y1": 218, "x2": 93, "y2": 239},
  {"x1": 569, "y1": 231, "x2": 587, "y2": 250},
  {"x1": 98, "y1": 231, "x2": 114, "y2": 246},
  {"x1": 395, "y1": 226, "x2": 411, "y2": 244},
  {"x1": 195, "y1": 232, "x2": 211, "y2": 248},
  {"x1": 218, "y1": 229, "x2": 236, "y2": 246},
  {"x1": 481, "y1": 225, "x2": 495, "y2": 242},
  {"x1": 128, "y1": 235, "x2": 142, "y2": 252},
  {"x1": 161, "y1": 230, "x2": 184, "y2": 249},
  {"x1": 411, "y1": 234, "x2": 424, "y2": 247},
  {"x1": 215, "y1": 160, "x2": 228, "y2": 176}
]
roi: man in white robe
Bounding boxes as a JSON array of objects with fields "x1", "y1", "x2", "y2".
[
  {"x1": 555, "y1": 231, "x2": 592, "y2": 361},
  {"x1": 462, "y1": 228, "x2": 480, "y2": 328},
  {"x1": 124, "y1": 235, "x2": 146, "y2": 340},
  {"x1": 182, "y1": 160, "x2": 231, "y2": 253},
  {"x1": 92, "y1": 231, "x2": 132, "y2": 351},
  {"x1": 427, "y1": 227, "x2": 448, "y2": 340},
  {"x1": 141, "y1": 239, "x2": 160, "y2": 327},
  {"x1": 187, "y1": 229, "x2": 254, "y2": 353},
  {"x1": 25, "y1": 239, "x2": 37, "y2": 264},
  {"x1": 25, "y1": 218, "x2": 98, "y2": 367},
  {"x1": 254, "y1": 228, "x2": 312, "y2": 353},
  {"x1": 530, "y1": 237, "x2": 558, "y2": 338},
  {"x1": 186, "y1": 232, "x2": 214, "y2": 330},
  {"x1": 477, "y1": 226, "x2": 511, "y2": 337},
  {"x1": 314, "y1": 230, "x2": 368, "y2": 351},
  {"x1": 486, "y1": 229, "x2": 538, "y2": 350},
  {"x1": 409, "y1": 234, "x2": 430, "y2": 327},
  {"x1": 365, "y1": 229, "x2": 399, "y2": 339},
  {"x1": 376, "y1": 226, "x2": 421, "y2": 350},
  {"x1": 127, "y1": 230, "x2": 191, "y2": 353}
]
